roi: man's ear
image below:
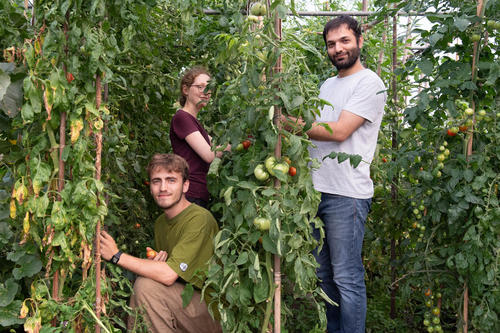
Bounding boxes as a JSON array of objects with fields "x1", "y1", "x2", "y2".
[
  {"x1": 182, "y1": 179, "x2": 190, "y2": 193},
  {"x1": 358, "y1": 35, "x2": 364, "y2": 49}
]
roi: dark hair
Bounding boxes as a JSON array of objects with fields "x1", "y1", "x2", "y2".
[
  {"x1": 323, "y1": 15, "x2": 362, "y2": 46},
  {"x1": 179, "y1": 66, "x2": 211, "y2": 107},
  {"x1": 147, "y1": 154, "x2": 189, "y2": 182}
]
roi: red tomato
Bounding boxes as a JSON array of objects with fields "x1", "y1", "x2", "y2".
[
  {"x1": 146, "y1": 249, "x2": 157, "y2": 259},
  {"x1": 134, "y1": 223, "x2": 141, "y2": 229},
  {"x1": 288, "y1": 166, "x2": 297, "y2": 176},
  {"x1": 66, "y1": 72, "x2": 74, "y2": 83},
  {"x1": 459, "y1": 125, "x2": 468, "y2": 132},
  {"x1": 242, "y1": 140, "x2": 251, "y2": 149}
]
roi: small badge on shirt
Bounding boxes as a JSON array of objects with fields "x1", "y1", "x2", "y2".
[{"x1": 180, "y1": 263, "x2": 188, "y2": 272}]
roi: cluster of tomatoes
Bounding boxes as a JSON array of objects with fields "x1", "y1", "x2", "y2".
[
  {"x1": 253, "y1": 155, "x2": 297, "y2": 182},
  {"x1": 422, "y1": 288, "x2": 443, "y2": 333},
  {"x1": 246, "y1": 1, "x2": 267, "y2": 23}
]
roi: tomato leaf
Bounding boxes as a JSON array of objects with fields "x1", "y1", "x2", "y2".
[{"x1": 181, "y1": 283, "x2": 194, "y2": 308}]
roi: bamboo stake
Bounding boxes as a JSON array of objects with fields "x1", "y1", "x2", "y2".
[
  {"x1": 271, "y1": 1, "x2": 283, "y2": 331},
  {"x1": 376, "y1": 17, "x2": 388, "y2": 77},
  {"x1": 94, "y1": 73, "x2": 103, "y2": 333},
  {"x1": 390, "y1": 10, "x2": 398, "y2": 320}
]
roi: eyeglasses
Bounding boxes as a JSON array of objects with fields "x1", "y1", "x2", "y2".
[{"x1": 190, "y1": 84, "x2": 211, "y2": 94}]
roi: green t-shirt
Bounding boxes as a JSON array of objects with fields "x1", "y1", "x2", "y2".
[{"x1": 154, "y1": 204, "x2": 218, "y2": 290}]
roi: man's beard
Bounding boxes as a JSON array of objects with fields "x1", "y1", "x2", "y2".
[{"x1": 329, "y1": 46, "x2": 361, "y2": 70}]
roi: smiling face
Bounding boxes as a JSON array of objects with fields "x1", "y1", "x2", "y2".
[
  {"x1": 149, "y1": 168, "x2": 189, "y2": 210},
  {"x1": 182, "y1": 73, "x2": 211, "y2": 110},
  {"x1": 325, "y1": 24, "x2": 363, "y2": 74}
]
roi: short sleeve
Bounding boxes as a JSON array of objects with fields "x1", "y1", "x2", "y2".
[
  {"x1": 166, "y1": 216, "x2": 217, "y2": 289},
  {"x1": 171, "y1": 111, "x2": 200, "y2": 140},
  {"x1": 343, "y1": 75, "x2": 386, "y2": 123}
]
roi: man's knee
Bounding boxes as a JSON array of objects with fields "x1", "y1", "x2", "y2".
[{"x1": 132, "y1": 276, "x2": 164, "y2": 303}]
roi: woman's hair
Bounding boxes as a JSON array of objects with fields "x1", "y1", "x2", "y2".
[
  {"x1": 146, "y1": 153, "x2": 189, "y2": 182},
  {"x1": 179, "y1": 66, "x2": 211, "y2": 107}
]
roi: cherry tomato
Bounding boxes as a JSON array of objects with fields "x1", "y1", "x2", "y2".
[
  {"x1": 242, "y1": 140, "x2": 251, "y2": 149},
  {"x1": 134, "y1": 223, "x2": 141, "y2": 229},
  {"x1": 146, "y1": 249, "x2": 157, "y2": 259},
  {"x1": 288, "y1": 166, "x2": 297, "y2": 176},
  {"x1": 432, "y1": 307, "x2": 440, "y2": 316},
  {"x1": 424, "y1": 288, "x2": 432, "y2": 297},
  {"x1": 66, "y1": 72, "x2": 74, "y2": 83}
]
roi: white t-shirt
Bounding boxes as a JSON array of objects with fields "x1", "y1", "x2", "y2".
[{"x1": 309, "y1": 68, "x2": 387, "y2": 199}]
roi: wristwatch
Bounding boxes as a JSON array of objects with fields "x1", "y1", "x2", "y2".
[{"x1": 110, "y1": 251, "x2": 122, "y2": 264}]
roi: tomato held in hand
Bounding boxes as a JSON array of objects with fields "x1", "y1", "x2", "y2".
[{"x1": 146, "y1": 249, "x2": 157, "y2": 259}]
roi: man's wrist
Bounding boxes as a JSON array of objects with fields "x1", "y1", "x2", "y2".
[{"x1": 110, "y1": 251, "x2": 122, "y2": 264}]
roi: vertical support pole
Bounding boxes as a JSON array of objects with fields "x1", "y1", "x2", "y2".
[
  {"x1": 389, "y1": 10, "x2": 398, "y2": 320},
  {"x1": 94, "y1": 73, "x2": 103, "y2": 333},
  {"x1": 272, "y1": 2, "x2": 283, "y2": 332},
  {"x1": 462, "y1": 1, "x2": 485, "y2": 331}
]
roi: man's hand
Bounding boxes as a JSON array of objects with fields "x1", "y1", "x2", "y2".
[
  {"x1": 146, "y1": 247, "x2": 168, "y2": 262},
  {"x1": 100, "y1": 230, "x2": 119, "y2": 261},
  {"x1": 280, "y1": 114, "x2": 305, "y2": 134}
]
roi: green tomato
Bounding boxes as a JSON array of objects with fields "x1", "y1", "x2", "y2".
[
  {"x1": 432, "y1": 316, "x2": 440, "y2": 324},
  {"x1": 246, "y1": 15, "x2": 259, "y2": 23},
  {"x1": 265, "y1": 156, "x2": 277, "y2": 174},
  {"x1": 487, "y1": 20, "x2": 496, "y2": 29},
  {"x1": 437, "y1": 162, "x2": 444, "y2": 169},
  {"x1": 471, "y1": 34, "x2": 481, "y2": 42},
  {"x1": 235, "y1": 143, "x2": 244, "y2": 152},
  {"x1": 478, "y1": 109, "x2": 486, "y2": 116},
  {"x1": 423, "y1": 319, "x2": 431, "y2": 326},
  {"x1": 439, "y1": 145, "x2": 445, "y2": 151},
  {"x1": 272, "y1": 162, "x2": 289, "y2": 176},
  {"x1": 254, "y1": 164, "x2": 269, "y2": 181},
  {"x1": 464, "y1": 108, "x2": 474, "y2": 116},
  {"x1": 443, "y1": 149, "x2": 450, "y2": 156},
  {"x1": 253, "y1": 217, "x2": 271, "y2": 231},
  {"x1": 437, "y1": 154, "x2": 445, "y2": 162}
]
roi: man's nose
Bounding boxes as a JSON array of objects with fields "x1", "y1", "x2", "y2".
[{"x1": 160, "y1": 181, "x2": 169, "y2": 191}]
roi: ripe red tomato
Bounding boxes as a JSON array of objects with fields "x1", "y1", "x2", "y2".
[
  {"x1": 66, "y1": 72, "x2": 74, "y2": 83},
  {"x1": 146, "y1": 249, "x2": 157, "y2": 259},
  {"x1": 242, "y1": 140, "x2": 251, "y2": 149},
  {"x1": 447, "y1": 128, "x2": 458, "y2": 136},
  {"x1": 134, "y1": 223, "x2": 141, "y2": 229},
  {"x1": 288, "y1": 166, "x2": 297, "y2": 176},
  {"x1": 382, "y1": 157, "x2": 387, "y2": 163},
  {"x1": 424, "y1": 288, "x2": 432, "y2": 297}
]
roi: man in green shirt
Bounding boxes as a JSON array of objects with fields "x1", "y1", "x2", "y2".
[{"x1": 100, "y1": 153, "x2": 221, "y2": 333}]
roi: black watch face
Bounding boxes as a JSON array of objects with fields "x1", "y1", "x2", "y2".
[{"x1": 111, "y1": 256, "x2": 118, "y2": 264}]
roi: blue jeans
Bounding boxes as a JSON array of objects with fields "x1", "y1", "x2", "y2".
[{"x1": 313, "y1": 193, "x2": 371, "y2": 333}]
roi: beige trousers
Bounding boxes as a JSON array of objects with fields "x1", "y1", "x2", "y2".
[{"x1": 128, "y1": 277, "x2": 222, "y2": 333}]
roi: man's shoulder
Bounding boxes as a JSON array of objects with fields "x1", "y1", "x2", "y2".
[{"x1": 183, "y1": 204, "x2": 218, "y2": 225}]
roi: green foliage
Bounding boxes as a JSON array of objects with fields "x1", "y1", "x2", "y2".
[{"x1": 1, "y1": 0, "x2": 499, "y2": 332}]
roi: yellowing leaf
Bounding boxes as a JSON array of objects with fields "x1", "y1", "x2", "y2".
[
  {"x1": 19, "y1": 300, "x2": 29, "y2": 319},
  {"x1": 70, "y1": 118, "x2": 83, "y2": 143},
  {"x1": 10, "y1": 199, "x2": 16, "y2": 218},
  {"x1": 23, "y1": 212, "x2": 30, "y2": 234}
]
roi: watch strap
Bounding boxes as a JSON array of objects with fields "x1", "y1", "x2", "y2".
[{"x1": 111, "y1": 251, "x2": 122, "y2": 264}]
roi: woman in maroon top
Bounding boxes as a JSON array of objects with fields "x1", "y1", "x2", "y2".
[{"x1": 170, "y1": 66, "x2": 228, "y2": 207}]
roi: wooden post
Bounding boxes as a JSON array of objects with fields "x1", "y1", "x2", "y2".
[
  {"x1": 94, "y1": 73, "x2": 103, "y2": 333},
  {"x1": 271, "y1": 1, "x2": 283, "y2": 331},
  {"x1": 390, "y1": 10, "x2": 399, "y2": 320}
]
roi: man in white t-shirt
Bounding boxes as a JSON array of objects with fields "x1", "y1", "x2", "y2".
[{"x1": 283, "y1": 15, "x2": 386, "y2": 333}]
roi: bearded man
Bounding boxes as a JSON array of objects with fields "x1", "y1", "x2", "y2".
[{"x1": 283, "y1": 15, "x2": 387, "y2": 333}]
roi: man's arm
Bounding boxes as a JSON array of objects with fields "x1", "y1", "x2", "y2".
[
  {"x1": 100, "y1": 230, "x2": 179, "y2": 286},
  {"x1": 282, "y1": 110, "x2": 365, "y2": 142}
]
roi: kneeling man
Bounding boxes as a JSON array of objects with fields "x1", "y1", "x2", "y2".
[{"x1": 100, "y1": 153, "x2": 221, "y2": 333}]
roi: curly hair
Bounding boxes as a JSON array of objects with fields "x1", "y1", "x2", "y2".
[{"x1": 179, "y1": 66, "x2": 211, "y2": 107}]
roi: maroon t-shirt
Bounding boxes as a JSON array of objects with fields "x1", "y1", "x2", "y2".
[{"x1": 170, "y1": 110, "x2": 211, "y2": 201}]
